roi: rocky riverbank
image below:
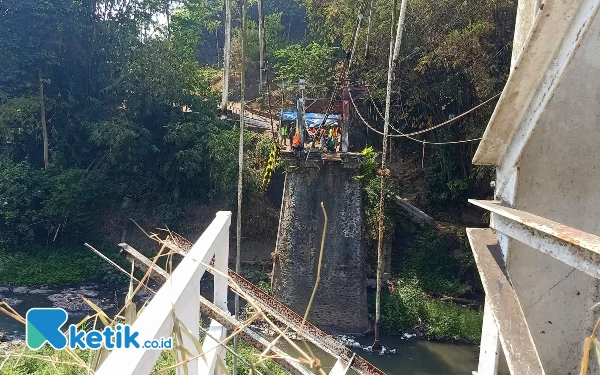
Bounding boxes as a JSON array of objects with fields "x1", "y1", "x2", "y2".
[{"x1": 0, "y1": 283, "x2": 154, "y2": 341}]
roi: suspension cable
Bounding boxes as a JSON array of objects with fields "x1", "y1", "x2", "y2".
[
  {"x1": 363, "y1": 87, "x2": 485, "y2": 144},
  {"x1": 349, "y1": 89, "x2": 500, "y2": 138},
  {"x1": 318, "y1": 0, "x2": 368, "y2": 128}
]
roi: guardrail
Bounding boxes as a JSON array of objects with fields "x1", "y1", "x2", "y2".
[
  {"x1": 96, "y1": 212, "x2": 231, "y2": 375},
  {"x1": 466, "y1": 199, "x2": 600, "y2": 375}
]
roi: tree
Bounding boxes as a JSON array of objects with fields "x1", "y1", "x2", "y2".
[{"x1": 273, "y1": 42, "x2": 338, "y2": 84}]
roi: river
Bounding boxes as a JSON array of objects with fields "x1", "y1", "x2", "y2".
[{"x1": 0, "y1": 284, "x2": 478, "y2": 374}]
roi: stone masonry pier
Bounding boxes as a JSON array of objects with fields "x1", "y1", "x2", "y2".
[{"x1": 271, "y1": 151, "x2": 370, "y2": 334}]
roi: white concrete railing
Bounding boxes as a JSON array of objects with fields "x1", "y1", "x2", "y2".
[{"x1": 96, "y1": 211, "x2": 231, "y2": 375}]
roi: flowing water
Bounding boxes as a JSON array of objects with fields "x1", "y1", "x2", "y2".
[
  {"x1": 0, "y1": 285, "x2": 478, "y2": 374},
  {"x1": 276, "y1": 335, "x2": 478, "y2": 375}
]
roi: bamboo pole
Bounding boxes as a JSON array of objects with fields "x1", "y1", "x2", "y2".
[
  {"x1": 234, "y1": 0, "x2": 248, "y2": 372},
  {"x1": 373, "y1": 0, "x2": 408, "y2": 351}
]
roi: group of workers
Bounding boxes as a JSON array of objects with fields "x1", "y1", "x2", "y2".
[{"x1": 278, "y1": 123, "x2": 341, "y2": 153}]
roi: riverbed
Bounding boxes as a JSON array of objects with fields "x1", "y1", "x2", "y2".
[{"x1": 0, "y1": 284, "x2": 478, "y2": 374}]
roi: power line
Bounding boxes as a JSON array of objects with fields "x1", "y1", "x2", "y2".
[
  {"x1": 363, "y1": 87, "x2": 483, "y2": 144},
  {"x1": 318, "y1": 0, "x2": 368, "y2": 128},
  {"x1": 349, "y1": 89, "x2": 499, "y2": 139}
]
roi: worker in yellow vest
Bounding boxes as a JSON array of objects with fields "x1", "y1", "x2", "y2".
[{"x1": 280, "y1": 125, "x2": 288, "y2": 145}]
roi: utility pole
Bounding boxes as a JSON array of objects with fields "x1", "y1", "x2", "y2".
[
  {"x1": 258, "y1": 0, "x2": 265, "y2": 93},
  {"x1": 348, "y1": 9, "x2": 364, "y2": 70},
  {"x1": 365, "y1": 0, "x2": 375, "y2": 58},
  {"x1": 373, "y1": 0, "x2": 408, "y2": 351},
  {"x1": 233, "y1": 0, "x2": 247, "y2": 372},
  {"x1": 297, "y1": 78, "x2": 306, "y2": 146},
  {"x1": 341, "y1": 80, "x2": 350, "y2": 153},
  {"x1": 221, "y1": 0, "x2": 232, "y2": 118},
  {"x1": 39, "y1": 71, "x2": 49, "y2": 170}
]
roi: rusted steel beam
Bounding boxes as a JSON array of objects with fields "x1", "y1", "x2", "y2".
[
  {"x1": 166, "y1": 233, "x2": 386, "y2": 375},
  {"x1": 466, "y1": 228, "x2": 545, "y2": 375},
  {"x1": 469, "y1": 199, "x2": 600, "y2": 279},
  {"x1": 119, "y1": 244, "x2": 312, "y2": 375}
]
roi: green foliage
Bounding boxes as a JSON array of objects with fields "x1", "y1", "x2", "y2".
[
  {"x1": 274, "y1": 42, "x2": 339, "y2": 83},
  {"x1": 401, "y1": 229, "x2": 476, "y2": 296},
  {"x1": 226, "y1": 339, "x2": 287, "y2": 375},
  {"x1": 0, "y1": 157, "x2": 112, "y2": 248},
  {"x1": 372, "y1": 279, "x2": 483, "y2": 343},
  {"x1": 0, "y1": 0, "x2": 277, "y2": 277},
  {"x1": 232, "y1": 14, "x2": 287, "y2": 63},
  {"x1": 424, "y1": 299, "x2": 483, "y2": 342},
  {"x1": 0, "y1": 247, "x2": 120, "y2": 286},
  {"x1": 355, "y1": 147, "x2": 402, "y2": 239},
  {"x1": 257, "y1": 280, "x2": 271, "y2": 294}
]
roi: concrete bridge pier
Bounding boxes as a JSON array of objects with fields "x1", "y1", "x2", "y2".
[{"x1": 271, "y1": 151, "x2": 370, "y2": 335}]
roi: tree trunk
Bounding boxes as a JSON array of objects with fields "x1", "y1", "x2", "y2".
[
  {"x1": 374, "y1": 0, "x2": 408, "y2": 351},
  {"x1": 221, "y1": 0, "x2": 232, "y2": 117},
  {"x1": 39, "y1": 71, "x2": 49, "y2": 170}
]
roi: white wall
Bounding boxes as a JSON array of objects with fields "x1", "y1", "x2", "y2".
[{"x1": 508, "y1": 15, "x2": 600, "y2": 374}]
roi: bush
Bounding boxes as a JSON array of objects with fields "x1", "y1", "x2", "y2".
[
  {"x1": 375, "y1": 278, "x2": 483, "y2": 343},
  {"x1": 0, "y1": 158, "x2": 112, "y2": 248},
  {"x1": 400, "y1": 228, "x2": 479, "y2": 297},
  {"x1": 0, "y1": 246, "x2": 120, "y2": 286},
  {"x1": 424, "y1": 300, "x2": 483, "y2": 342},
  {"x1": 0, "y1": 159, "x2": 45, "y2": 247}
]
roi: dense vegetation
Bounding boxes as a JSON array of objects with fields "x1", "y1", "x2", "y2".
[
  {"x1": 0, "y1": 0, "x2": 277, "y2": 285},
  {"x1": 0, "y1": 0, "x2": 516, "y2": 345}
]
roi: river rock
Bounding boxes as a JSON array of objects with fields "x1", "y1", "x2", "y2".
[
  {"x1": 11, "y1": 287, "x2": 29, "y2": 294},
  {"x1": 3, "y1": 298, "x2": 23, "y2": 307},
  {"x1": 0, "y1": 287, "x2": 9, "y2": 293},
  {"x1": 29, "y1": 288, "x2": 53, "y2": 295},
  {"x1": 48, "y1": 291, "x2": 113, "y2": 313},
  {"x1": 0, "y1": 339, "x2": 23, "y2": 353}
]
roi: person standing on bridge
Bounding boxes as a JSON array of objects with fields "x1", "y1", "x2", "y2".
[
  {"x1": 280, "y1": 124, "x2": 287, "y2": 146},
  {"x1": 287, "y1": 124, "x2": 293, "y2": 148},
  {"x1": 320, "y1": 127, "x2": 327, "y2": 150},
  {"x1": 332, "y1": 126, "x2": 339, "y2": 151},
  {"x1": 292, "y1": 130, "x2": 302, "y2": 152}
]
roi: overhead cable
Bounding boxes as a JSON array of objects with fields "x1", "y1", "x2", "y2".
[{"x1": 349, "y1": 90, "x2": 499, "y2": 139}]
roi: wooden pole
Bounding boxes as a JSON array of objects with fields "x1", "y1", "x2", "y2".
[{"x1": 373, "y1": 0, "x2": 408, "y2": 351}]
